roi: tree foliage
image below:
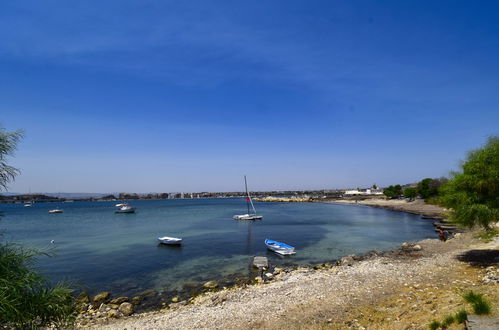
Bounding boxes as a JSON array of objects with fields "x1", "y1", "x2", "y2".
[
  {"x1": 0, "y1": 127, "x2": 23, "y2": 190},
  {"x1": 0, "y1": 243, "x2": 75, "y2": 328},
  {"x1": 403, "y1": 187, "x2": 417, "y2": 199},
  {"x1": 383, "y1": 184, "x2": 402, "y2": 199},
  {"x1": 0, "y1": 126, "x2": 76, "y2": 327},
  {"x1": 416, "y1": 177, "x2": 447, "y2": 199},
  {"x1": 440, "y1": 136, "x2": 499, "y2": 230}
]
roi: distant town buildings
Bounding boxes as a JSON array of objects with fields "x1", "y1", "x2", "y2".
[{"x1": 343, "y1": 185, "x2": 384, "y2": 196}]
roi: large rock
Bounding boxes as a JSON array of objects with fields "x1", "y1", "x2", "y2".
[
  {"x1": 203, "y1": 280, "x2": 219, "y2": 289},
  {"x1": 118, "y1": 302, "x2": 134, "y2": 316},
  {"x1": 93, "y1": 292, "x2": 111, "y2": 303}
]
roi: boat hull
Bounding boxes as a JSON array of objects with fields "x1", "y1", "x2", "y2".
[
  {"x1": 265, "y1": 239, "x2": 295, "y2": 255},
  {"x1": 158, "y1": 237, "x2": 182, "y2": 245},
  {"x1": 115, "y1": 207, "x2": 135, "y2": 213},
  {"x1": 233, "y1": 214, "x2": 263, "y2": 220}
]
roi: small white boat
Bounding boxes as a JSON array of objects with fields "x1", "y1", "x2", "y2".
[
  {"x1": 48, "y1": 209, "x2": 63, "y2": 214},
  {"x1": 115, "y1": 204, "x2": 135, "y2": 213},
  {"x1": 115, "y1": 203, "x2": 127, "y2": 207},
  {"x1": 265, "y1": 239, "x2": 295, "y2": 255},
  {"x1": 233, "y1": 176, "x2": 263, "y2": 220},
  {"x1": 24, "y1": 203, "x2": 33, "y2": 207},
  {"x1": 233, "y1": 214, "x2": 263, "y2": 220},
  {"x1": 157, "y1": 236, "x2": 182, "y2": 245}
]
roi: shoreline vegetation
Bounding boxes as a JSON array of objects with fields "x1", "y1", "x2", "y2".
[{"x1": 74, "y1": 199, "x2": 498, "y2": 329}]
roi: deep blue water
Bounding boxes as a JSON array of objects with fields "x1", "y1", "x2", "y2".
[{"x1": 0, "y1": 199, "x2": 435, "y2": 296}]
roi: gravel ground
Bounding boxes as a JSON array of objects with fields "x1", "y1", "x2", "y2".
[
  {"x1": 79, "y1": 231, "x2": 498, "y2": 330},
  {"x1": 329, "y1": 198, "x2": 446, "y2": 218}
]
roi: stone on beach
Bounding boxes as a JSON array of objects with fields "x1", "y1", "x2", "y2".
[{"x1": 118, "y1": 302, "x2": 134, "y2": 316}]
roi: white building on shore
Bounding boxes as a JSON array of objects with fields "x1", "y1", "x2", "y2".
[{"x1": 343, "y1": 185, "x2": 384, "y2": 196}]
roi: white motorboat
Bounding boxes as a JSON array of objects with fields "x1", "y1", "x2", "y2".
[
  {"x1": 48, "y1": 209, "x2": 63, "y2": 214},
  {"x1": 233, "y1": 176, "x2": 263, "y2": 220},
  {"x1": 24, "y1": 203, "x2": 33, "y2": 207},
  {"x1": 115, "y1": 203, "x2": 127, "y2": 207},
  {"x1": 115, "y1": 204, "x2": 136, "y2": 213},
  {"x1": 265, "y1": 239, "x2": 295, "y2": 255},
  {"x1": 157, "y1": 236, "x2": 182, "y2": 245}
]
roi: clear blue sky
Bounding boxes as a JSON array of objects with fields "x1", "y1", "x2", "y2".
[{"x1": 1, "y1": 0, "x2": 498, "y2": 193}]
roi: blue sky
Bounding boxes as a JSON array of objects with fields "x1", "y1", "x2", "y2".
[{"x1": 1, "y1": 0, "x2": 498, "y2": 193}]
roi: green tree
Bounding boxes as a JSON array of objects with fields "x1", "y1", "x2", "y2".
[
  {"x1": 403, "y1": 187, "x2": 417, "y2": 200},
  {"x1": 440, "y1": 136, "x2": 499, "y2": 230},
  {"x1": 416, "y1": 177, "x2": 447, "y2": 199},
  {"x1": 0, "y1": 127, "x2": 75, "y2": 328},
  {"x1": 383, "y1": 184, "x2": 402, "y2": 199},
  {"x1": 0, "y1": 128, "x2": 23, "y2": 190}
]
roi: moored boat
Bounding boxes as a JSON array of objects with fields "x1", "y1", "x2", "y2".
[
  {"x1": 233, "y1": 176, "x2": 263, "y2": 220},
  {"x1": 157, "y1": 236, "x2": 182, "y2": 245},
  {"x1": 115, "y1": 204, "x2": 135, "y2": 213},
  {"x1": 48, "y1": 208, "x2": 63, "y2": 214},
  {"x1": 265, "y1": 239, "x2": 295, "y2": 255}
]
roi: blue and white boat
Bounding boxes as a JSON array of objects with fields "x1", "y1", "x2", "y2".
[{"x1": 265, "y1": 239, "x2": 295, "y2": 255}]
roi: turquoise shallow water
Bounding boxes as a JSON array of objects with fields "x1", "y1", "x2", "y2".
[{"x1": 0, "y1": 199, "x2": 435, "y2": 296}]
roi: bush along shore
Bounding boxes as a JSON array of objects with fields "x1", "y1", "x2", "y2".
[{"x1": 75, "y1": 226, "x2": 498, "y2": 329}]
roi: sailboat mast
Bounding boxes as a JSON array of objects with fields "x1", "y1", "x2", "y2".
[{"x1": 244, "y1": 175, "x2": 250, "y2": 214}]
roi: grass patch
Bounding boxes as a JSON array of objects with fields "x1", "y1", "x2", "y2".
[
  {"x1": 441, "y1": 314, "x2": 455, "y2": 327},
  {"x1": 428, "y1": 320, "x2": 441, "y2": 330},
  {"x1": 474, "y1": 229, "x2": 499, "y2": 242},
  {"x1": 454, "y1": 309, "x2": 468, "y2": 323},
  {"x1": 463, "y1": 291, "x2": 491, "y2": 315}
]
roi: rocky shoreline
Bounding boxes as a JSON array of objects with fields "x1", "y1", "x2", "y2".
[
  {"x1": 76, "y1": 230, "x2": 498, "y2": 329},
  {"x1": 74, "y1": 201, "x2": 497, "y2": 329}
]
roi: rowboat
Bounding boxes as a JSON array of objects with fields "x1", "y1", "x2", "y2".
[
  {"x1": 157, "y1": 236, "x2": 182, "y2": 245},
  {"x1": 265, "y1": 239, "x2": 295, "y2": 255}
]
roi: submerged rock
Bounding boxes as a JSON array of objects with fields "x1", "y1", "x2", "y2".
[
  {"x1": 109, "y1": 296, "x2": 128, "y2": 304},
  {"x1": 203, "y1": 280, "x2": 219, "y2": 289},
  {"x1": 76, "y1": 292, "x2": 90, "y2": 304},
  {"x1": 93, "y1": 292, "x2": 111, "y2": 303}
]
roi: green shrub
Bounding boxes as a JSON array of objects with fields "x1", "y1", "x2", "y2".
[
  {"x1": 0, "y1": 242, "x2": 75, "y2": 328},
  {"x1": 463, "y1": 291, "x2": 491, "y2": 315},
  {"x1": 429, "y1": 320, "x2": 441, "y2": 330},
  {"x1": 454, "y1": 309, "x2": 468, "y2": 323},
  {"x1": 441, "y1": 314, "x2": 455, "y2": 327}
]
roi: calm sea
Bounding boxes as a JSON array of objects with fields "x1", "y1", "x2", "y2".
[{"x1": 0, "y1": 199, "x2": 435, "y2": 297}]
